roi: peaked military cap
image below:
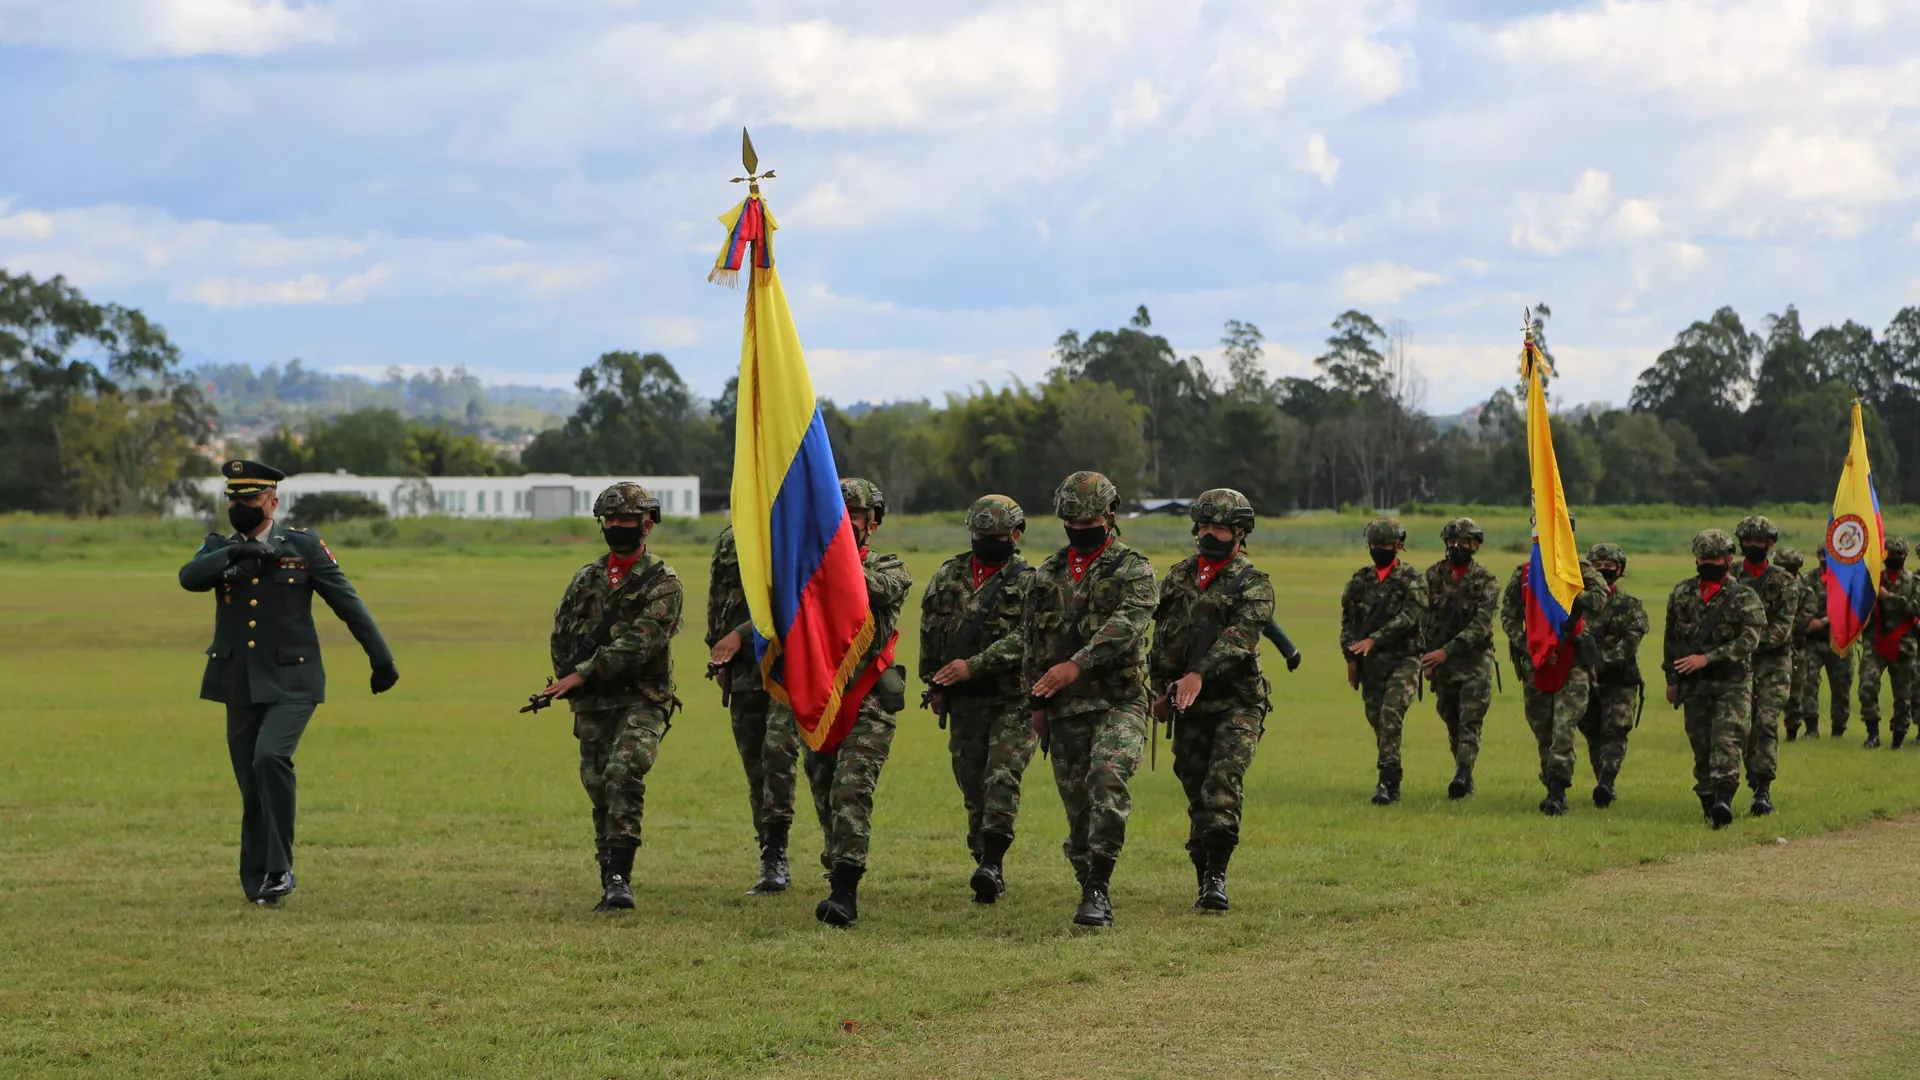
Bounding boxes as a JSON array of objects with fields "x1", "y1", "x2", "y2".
[{"x1": 222, "y1": 459, "x2": 286, "y2": 497}]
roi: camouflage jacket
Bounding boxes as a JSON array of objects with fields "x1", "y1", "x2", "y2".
[
  {"x1": 1420, "y1": 558, "x2": 1499, "y2": 681},
  {"x1": 857, "y1": 546, "x2": 915, "y2": 675},
  {"x1": 1023, "y1": 539, "x2": 1157, "y2": 718},
  {"x1": 918, "y1": 552, "x2": 1032, "y2": 704},
  {"x1": 1499, "y1": 558, "x2": 1611, "y2": 677},
  {"x1": 1869, "y1": 569, "x2": 1920, "y2": 654},
  {"x1": 1339, "y1": 559, "x2": 1427, "y2": 659},
  {"x1": 1149, "y1": 553, "x2": 1274, "y2": 711},
  {"x1": 552, "y1": 550, "x2": 683, "y2": 712},
  {"x1": 1662, "y1": 576, "x2": 1766, "y2": 686},
  {"x1": 1796, "y1": 572, "x2": 1826, "y2": 644},
  {"x1": 1738, "y1": 561, "x2": 1800, "y2": 660},
  {"x1": 704, "y1": 526, "x2": 762, "y2": 693},
  {"x1": 1589, "y1": 583, "x2": 1650, "y2": 686}
]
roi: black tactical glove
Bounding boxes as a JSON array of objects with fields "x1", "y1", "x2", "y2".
[
  {"x1": 371, "y1": 664, "x2": 400, "y2": 694},
  {"x1": 1285, "y1": 651, "x2": 1302, "y2": 673},
  {"x1": 226, "y1": 539, "x2": 276, "y2": 564}
]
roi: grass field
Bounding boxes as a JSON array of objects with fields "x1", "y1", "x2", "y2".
[{"x1": 4, "y1": 522, "x2": 1920, "y2": 1078}]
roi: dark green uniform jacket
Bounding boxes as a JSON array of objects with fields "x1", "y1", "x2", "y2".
[{"x1": 179, "y1": 527, "x2": 394, "y2": 704}]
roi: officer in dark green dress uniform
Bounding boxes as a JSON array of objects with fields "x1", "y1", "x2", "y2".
[{"x1": 178, "y1": 460, "x2": 399, "y2": 904}]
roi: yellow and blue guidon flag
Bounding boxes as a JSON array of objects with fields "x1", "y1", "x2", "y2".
[
  {"x1": 716, "y1": 193, "x2": 875, "y2": 753},
  {"x1": 1521, "y1": 335, "x2": 1585, "y2": 692},
  {"x1": 1824, "y1": 401, "x2": 1884, "y2": 655}
]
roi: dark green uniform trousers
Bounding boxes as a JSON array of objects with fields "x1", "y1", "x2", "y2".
[{"x1": 225, "y1": 700, "x2": 316, "y2": 893}]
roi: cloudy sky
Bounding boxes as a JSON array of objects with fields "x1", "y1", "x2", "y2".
[{"x1": 1, "y1": 0, "x2": 1916, "y2": 412}]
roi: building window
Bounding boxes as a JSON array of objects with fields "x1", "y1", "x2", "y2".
[
  {"x1": 514, "y1": 491, "x2": 524, "y2": 512},
  {"x1": 661, "y1": 490, "x2": 673, "y2": 512}
]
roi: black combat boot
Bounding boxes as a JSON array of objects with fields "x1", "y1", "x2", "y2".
[
  {"x1": 255, "y1": 871, "x2": 296, "y2": 906},
  {"x1": 815, "y1": 861, "x2": 864, "y2": 928},
  {"x1": 1592, "y1": 772, "x2": 1617, "y2": 809},
  {"x1": 748, "y1": 821, "x2": 791, "y2": 896},
  {"x1": 1447, "y1": 766, "x2": 1474, "y2": 800},
  {"x1": 1863, "y1": 725, "x2": 1882, "y2": 749},
  {"x1": 1785, "y1": 720, "x2": 1800, "y2": 742},
  {"x1": 1697, "y1": 790, "x2": 1715, "y2": 822},
  {"x1": 1709, "y1": 788, "x2": 1735, "y2": 829},
  {"x1": 1750, "y1": 782, "x2": 1774, "y2": 816},
  {"x1": 597, "y1": 841, "x2": 637, "y2": 912},
  {"x1": 1188, "y1": 848, "x2": 1207, "y2": 893},
  {"x1": 1073, "y1": 856, "x2": 1115, "y2": 927},
  {"x1": 1805, "y1": 719, "x2": 1822, "y2": 739},
  {"x1": 1196, "y1": 848, "x2": 1231, "y2": 912},
  {"x1": 1892, "y1": 729, "x2": 1908, "y2": 750},
  {"x1": 1539, "y1": 781, "x2": 1569, "y2": 817},
  {"x1": 971, "y1": 831, "x2": 1012, "y2": 904}
]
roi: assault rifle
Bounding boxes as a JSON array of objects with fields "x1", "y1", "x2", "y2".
[{"x1": 521, "y1": 561, "x2": 667, "y2": 715}]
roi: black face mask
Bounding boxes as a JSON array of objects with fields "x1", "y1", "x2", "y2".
[
  {"x1": 602, "y1": 524, "x2": 644, "y2": 554},
  {"x1": 1741, "y1": 545, "x2": 1769, "y2": 563},
  {"x1": 228, "y1": 502, "x2": 266, "y2": 535},
  {"x1": 1196, "y1": 533, "x2": 1236, "y2": 560},
  {"x1": 1370, "y1": 547, "x2": 1398, "y2": 568},
  {"x1": 1446, "y1": 545, "x2": 1474, "y2": 567},
  {"x1": 971, "y1": 535, "x2": 1016, "y2": 565},
  {"x1": 1599, "y1": 568, "x2": 1620, "y2": 586},
  {"x1": 1065, "y1": 524, "x2": 1108, "y2": 554},
  {"x1": 1697, "y1": 562, "x2": 1728, "y2": 582},
  {"x1": 1888, "y1": 557, "x2": 1907, "y2": 572}
]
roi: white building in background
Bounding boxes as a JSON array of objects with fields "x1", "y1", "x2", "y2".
[{"x1": 190, "y1": 472, "x2": 701, "y2": 519}]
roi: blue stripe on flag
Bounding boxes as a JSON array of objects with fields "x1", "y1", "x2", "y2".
[{"x1": 765, "y1": 407, "x2": 846, "y2": 638}]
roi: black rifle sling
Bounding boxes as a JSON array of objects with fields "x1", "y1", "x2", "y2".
[
  {"x1": 1690, "y1": 585, "x2": 1735, "y2": 660},
  {"x1": 952, "y1": 560, "x2": 1016, "y2": 658},
  {"x1": 570, "y1": 560, "x2": 669, "y2": 669},
  {"x1": 1186, "y1": 566, "x2": 1259, "y2": 674}
]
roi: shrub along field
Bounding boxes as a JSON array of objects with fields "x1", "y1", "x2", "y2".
[{"x1": 3, "y1": 518, "x2": 1919, "y2": 1078}]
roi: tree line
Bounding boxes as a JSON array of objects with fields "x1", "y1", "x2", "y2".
[{"x1": 5, "y1": 265, "x2": 1918, "y2": 516}]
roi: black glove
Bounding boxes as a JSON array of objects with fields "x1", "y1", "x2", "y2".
[
  {"x1": 1285, "y1": 651, "x2": 1302, "y2": 673},
  {"x1": 371, "y1": 664, "x2": 400, "y2": 694},
  {"x1": 226, "y1": 540, "x2": 275, "y2": 564}
]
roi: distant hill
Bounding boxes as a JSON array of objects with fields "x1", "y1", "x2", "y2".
[{"x1": 194, "y1": 360, "x2": 578, "y2": 439}]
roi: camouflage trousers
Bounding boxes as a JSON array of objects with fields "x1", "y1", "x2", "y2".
[
  {"x1": 1171, "y1": 705, "x2": 1264, "y2": 854},
  {"x1": 1431, "y1": 654, "x2": 1493, "y2": 772},
  {"x1": 800, "y1": 697, "x2": 896, "y2": 871},
  {"x1": 1856, "y1": 644, "x2": 1916, "y2": 738},
  {"x1": 1521, "y1": 665, "x2": 1591, "y2": 788},
  {"x1": 1804, "y1": 641, "x2": 1854, "y2": 734},
  {"x1": 1678, "y1": 677, "x2": 1750, "y2": 796},
  {"x1": 1579, "y1": 680, "x2": 1640, "y2": 784},
  {"x1": 1358, "y1": 653, "x2": 1421, "y2": 784},
  {"x1": 1048, "y1": 698, "x2": 1148, "y2": 872},
  {"x1": 1785, "y1": 642, "x2": 1809, "y2": 735},
  {"x1": 1746, "y1": 652, "x2": 1792, "y2": 787},
  {"x1": 575, "y1": 703, "x2": 670, "y2": 849},
  {"x1": 946, "y1": 697, "x2": 1039, "y2": 860},
  {"x1": 729, "y1": 689, "x2": 798, "y2": 845}
]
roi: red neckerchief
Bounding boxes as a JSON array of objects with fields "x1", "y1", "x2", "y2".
[
  {"x1": 1374, "y1": 558, "x2": 1398, "y2": 583},
  {"x1": 970, "y1": 556, "x2": 1001, "y2": 590},
  {"x1": 858, "y1": 546, "x2": 871, "y2": 561},
  {"x1": 1744, "y1": 559, "x2": 1769, "y2": 579},
  {"x1": 1700, "y1": 579, "x2": 1723, "y2": 604},
  {"x1": 1068, "y1": 535, "x2": 1111, "y2": 583},
  {"x1": 606, "y1": 549, "x2": 642, "y2": 587},
  {"x1": 1451, "y1": 563, "x2": 1470, "y2": 582},
  {"x1": 1195, "y1": 554, "x2": 1232, "y2": 589}
]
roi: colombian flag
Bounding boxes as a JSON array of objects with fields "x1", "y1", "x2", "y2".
[
  {"x1": 1520, "y1": 336, "x2": 1585, "y2": 692},
  {"x1": 717, "y1": 193, "x2": 876, "y2": 754},
  {"x1": 1824, "y1": 401, "x2": 1883, "y2": 654}
]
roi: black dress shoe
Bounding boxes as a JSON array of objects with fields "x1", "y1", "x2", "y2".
[{"x1": 256, "y1": 871, "x2": 296, "y2": 904}]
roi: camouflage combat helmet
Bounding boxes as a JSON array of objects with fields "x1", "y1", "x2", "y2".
[
  {"x1": 593, "y1": 481, "x2": 661, "y2": 522},
  {"x1": 1587, "y1": 541, "x2": 1627, "y2": 572},
  {"x1": 1734, "y1": 514, "x2": 1779, "y2": 542},
  {"x1": 1053, "y1": 470, "x2": 1119, "y2": 522},
  {"x1": 1774, "y1": 546, "x2": 1805, "y2": 572},
  {"x1": 1364, "y1": 516, "x2": 1407, "y2": 547},
  {"x1": 965, "y1": 494, "x2": 1025, "y2": 534},
  {"x1": 1190, "y1": 488, "x2": 1256, "y2": 535},
  {"x1": 840, "y1": 478, "x2": 886, "y2": 526},
  {"x1": 1441, "y1": 517, "x2": 1485, "y2": 544},
  {"x1": 1887, "y1": 535, "x2": 1910, "y2": 559},
  {"x1": 1691, "y1": 529, "x2": 1736, "y2": 559}
]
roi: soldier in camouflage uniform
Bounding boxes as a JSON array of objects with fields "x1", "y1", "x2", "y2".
[
  {"x1": 540, "y1": 482, "x2": 683, "y2": 911},
  {"x1": 809, "y1": 479, "x2": 914, "y2": 928},
  {"x1": 1024, "y1": 471, "x2": 1156, "y2": 928},
  {"x1": 1663, "y1": 529, "x2": 1766, "y2": 829},
  {"x1": 1579, "y1": 543, "x2": 1649, "y2": 807},
  {"x1": 920, "y1": 494, "x2": 1036, "y2": 905},
  {"x1": 1733, "y1": 516, "x2": 1797, "y2": 815},
  {"x1": 1856, "y1": 535, "x2": 1920, "y2": 751},
  {"x1": 1773, "y1": 547, "x2": 1809, "y2": 741},
  {"x1": 706, "y1": 525, "x2": 799, "y2": 895},
  {"x1": 1499, "y1": 539, "x2": 1610, "y2": 815},
  {"x1": 1419, "y1": 517, "x2": 1499, "y2": 800},
  {"x1": 1149, "y1": 489, "x2": 1273, "y2": 913},
  {"x1": 1341, "y1": 518, "x2": 1427, "y2": 806},
  {"x1": 1800, "y1": 547, "x2": 1852, "y2": 738}
]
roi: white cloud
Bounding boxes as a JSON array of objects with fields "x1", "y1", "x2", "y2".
[
  {"x1": 1334, "y1": 261, "x2": 1442, "y2": 304},
  {"x1": 1300, "y1": 133, "x2": 1340, "y2": 186},
  {"x1": 1511, "y1": 169, "x2": 1615, "y2": 254},
  {"x1": 1611, "y1": 198, "x2": 1663, "y2": 239},
  {"x1": 0, "y1": 0, "x2": 338, "y2": 58},
  {"x1": 188, "y1": 264, "x2": 389, "y2": 309},
  {"x1": 1110, "y1": 78, "x2": 1163, "y2": 130},
  {"x1": 1721, "y1": 126, "x2": 1901, "y2": 206}
]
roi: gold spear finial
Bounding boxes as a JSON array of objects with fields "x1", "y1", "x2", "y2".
[{"x1": 731, "y1": 127, "x2": 776, "y2": 194}]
